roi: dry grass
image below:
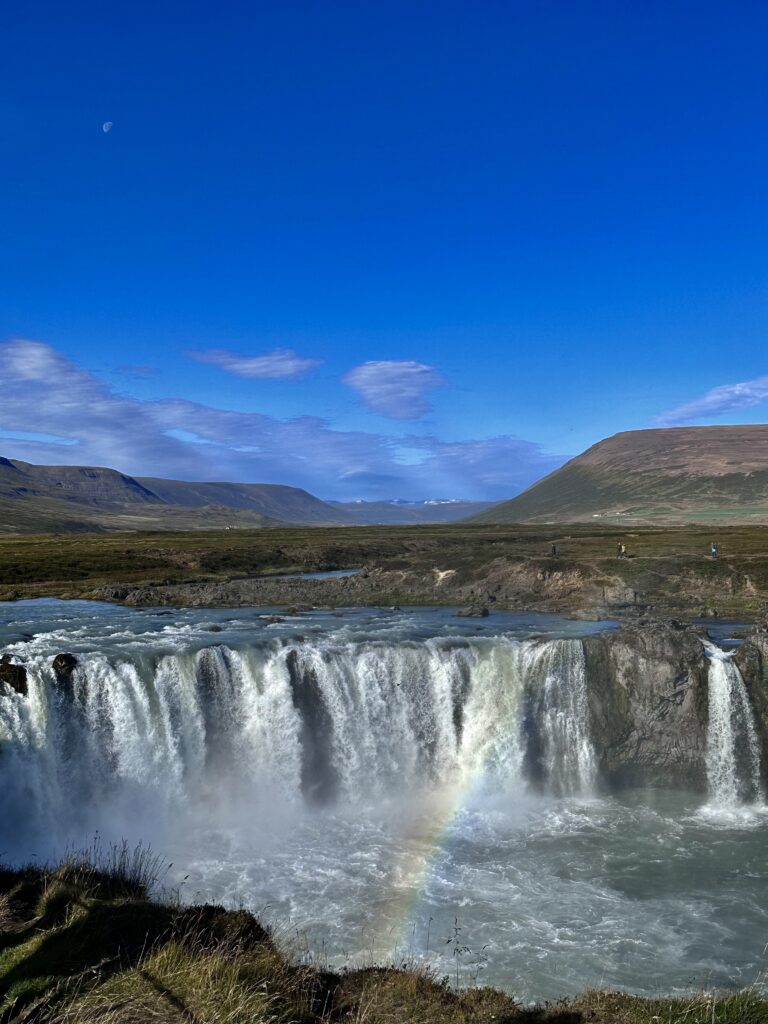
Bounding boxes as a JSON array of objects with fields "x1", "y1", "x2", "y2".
[
  {"x1": 2, "y1": 853, "x2": 768, "y2": 1024},
  {"x1": 4, "y1": 520, "x2": 768, "y2": 620},
  {"x1": 44, "y1": 940, "x2": 313, "y2": 1024}
]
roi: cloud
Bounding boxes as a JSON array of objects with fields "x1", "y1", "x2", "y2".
[
  {"x1": 0, "y1": 340, "x2": 206, "y2": 477},
  {"x1": 405, "y1": 435, "x2": 562, "y2": 496},
  {"x1": 343, "y1": 360, "x2": 445, "y2": 419},
  {"x1": 656, "y1": 375, "x2": 768, "y2": 426},
  {"x1": 188, "y1": 347, "x2": 322, "y2": 380},
  {"x1": 0, "y1": 339, "x2": 563, "y2": 501}
]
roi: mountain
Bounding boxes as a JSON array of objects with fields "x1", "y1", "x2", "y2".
[
  {"x1": 328, "y1": 499, "x2": 494, "y2": 524},
  {"x1": 0, "y1": 457, "x2": 355, "y2": 533},
  {"x1": 0, "y1": 457, "x2": 159, "y2": 504},
  {"x1": 469, "y1": 426, "x2": 768, "y2": 525},
  {"x1": 134, "y1": 477, "x2": 355, "y2": 524}
]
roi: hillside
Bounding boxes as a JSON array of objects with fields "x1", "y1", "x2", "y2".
[
  {"x1": 135, "y1": 477, "x2": 356, "y2": 523},
  {"x1": 0, "y1": 457, "x2": 352, "y2": 533},
  {"x1": 0, "y1": 457, "x2": 159, "y2": 505},
  {"x1": 0, "y1": 457, "x2": 497, "y2": 533},
  {"x1": 470, "y1": 426, "x2": 768, "y2": 524}
]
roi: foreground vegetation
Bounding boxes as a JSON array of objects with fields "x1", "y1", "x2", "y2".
[
  {"x1": 2, "y1": 523, "x2": 768, "y2": 619},
  {"x1": 1, "y1": 849, "x2": 766, "y2": 1024}
]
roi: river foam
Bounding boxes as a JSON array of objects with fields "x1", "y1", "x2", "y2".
[{"x1": 1, "y1": 601, "x2": 767, "y2": 1000}]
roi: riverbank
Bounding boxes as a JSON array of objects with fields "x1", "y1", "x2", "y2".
[
  {"x1": 2, "y1": 523, "x2": 768, "y2": 621},
  {"x1": 1, "y1": 851, "x2": 766, "y2": 1024},
  {"x1": 4, "y1": 604, "x2": 768, "y2": 997}
]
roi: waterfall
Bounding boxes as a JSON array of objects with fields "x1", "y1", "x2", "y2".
[
  {"x1": 0, "y1": 636, "x2": 596, "y2": 848},
  {"x1": 528, "y1": 640, "x2": 596, "y2": 795},
  {"x1": 705, "y1": 644, "x2": 764, "y2": 807}
]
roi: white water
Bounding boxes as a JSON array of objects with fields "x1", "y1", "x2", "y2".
[
  {"x1": 0, "y1": 634, "x2": 597, "y2": 845},
  {"x1": 3, "y1": 603, "x2": 768, "y2": 1000},
  {"x1": 705, "y1": 644, "x2": 764, "y2": 808}
]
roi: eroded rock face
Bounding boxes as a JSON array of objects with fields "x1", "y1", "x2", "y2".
[
  {"x1": 583, "y1": 623, "x2": 710, "y2": 791},
  {"x1": 0, "y1": 654, "x2": 27, "y2": 696},
  {"x1": 285, "y1": 649, "x2": 339, "y2": 805},
  {"x1": 735, "y1": 634, "x2": 768, "y2": 763},
  {"x1": 52, "y1": 653, "x2": 78, "y2": 686}
]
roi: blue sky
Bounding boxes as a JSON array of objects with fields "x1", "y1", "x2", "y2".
[{"x1": 2, "y1": 1, "x2": 767, "y2": 500}]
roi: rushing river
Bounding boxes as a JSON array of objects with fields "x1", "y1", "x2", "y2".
[{"x1": 1, "y1": 600, "x2": 767, "y2": 1001}]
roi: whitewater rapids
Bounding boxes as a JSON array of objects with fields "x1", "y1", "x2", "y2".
[{"x1": 1, "y1": 600, "x2": 767, "y2": 1000}]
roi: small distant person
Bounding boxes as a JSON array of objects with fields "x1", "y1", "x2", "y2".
[
  {"x1": 616, "y1": 542, "x2": 622, "y2": 558},
  {"x1": 621, "y1": 543, "x2": 627, "y2": 558},
  {"x1": 551, "y1": 543, "x2": 557, "y2": 558},
  {"x1": 711, "y1": 541, "x2": 719, "y2": 559}
]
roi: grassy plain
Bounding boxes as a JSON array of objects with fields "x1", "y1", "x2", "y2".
[{"x1": 1, "y1": 523, "x2": 768, "y2": 618}]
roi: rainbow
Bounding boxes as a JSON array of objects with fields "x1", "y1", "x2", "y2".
[{"x1": 362, "y1": 774, "x2": 486, "y2": 962}]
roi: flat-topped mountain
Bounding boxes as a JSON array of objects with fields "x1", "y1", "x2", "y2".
[
  {"x1": 0, "y1": 457, "x2": 489, "y2": 533},
  {"x1": 0, "y1": 457, "x2": 159, "y2": 504},
  {"x1": 0, "y1": 457, "x2": 354, "y2": 533},
  {"x1": 134, "y1": 476, "x2": 354, "y2": 523},
  {"x1": 470, "y1": 425, "x2": 768, "y2": 524}
]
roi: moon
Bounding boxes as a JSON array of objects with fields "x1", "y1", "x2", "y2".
[{"x1": 102, "y1": 121, "x2": 113, "y2": 134}]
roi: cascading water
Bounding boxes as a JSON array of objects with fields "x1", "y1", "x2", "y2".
[
  {"x1": 0, "y1": 635, "x2": 596, "y2": 848},
  {"x1": 705, "y1": 643, "x2": 764, "y2": 807},
  {"x1": 5, "y1": 605, "x2": 768, "y2": 1000},
  {"x1": 524, "y1": 640, "x2": 596, "y2": 795}
]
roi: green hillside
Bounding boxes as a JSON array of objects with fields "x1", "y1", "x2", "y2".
[
  {"x1": 471, "y1": 425, "x2": 768, "y2": 524},
  {"x1": 0, "y1": 457, "x2": 350, "y2": 533}
]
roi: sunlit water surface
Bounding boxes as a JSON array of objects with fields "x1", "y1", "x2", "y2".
[{"x1": 1, "y1": 600, "x2": 767, "y2": 1001}]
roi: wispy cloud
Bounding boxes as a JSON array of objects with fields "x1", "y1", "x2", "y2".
[
  {"x1": 188, "y1": 347, "x2": 322, "y2": 380},
  {"x1": 343, "y1": 360, "x2": 445, "y2": 419},
  {"x1": 656, "y1": 375, "x2": 768, "y2": 426},
  {"x1": 0, "y1": 340, "x2": 563, "y2": 500}
]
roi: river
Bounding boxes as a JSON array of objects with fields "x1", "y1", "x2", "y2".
[{"x1": 1, "y1": 599, "x2": 766, "y2": 1001}]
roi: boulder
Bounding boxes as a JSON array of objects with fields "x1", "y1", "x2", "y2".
[
  {"x1": 52, "y1": 653, "x2": 78, "y2": 686},
  {"x1": 0, "y1": 655, "x2": 27, "y2": 696},
  {"x1": 456, "y1": 605, "x2": 490, "y2": 618}
]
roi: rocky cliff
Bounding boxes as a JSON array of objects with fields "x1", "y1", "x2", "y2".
[
  {"x1": 734, "y1": 632, "x2": 768, "y2": 760},
  {"x1": 583, "y1": 623, "x2": 711, "y2": 790}
]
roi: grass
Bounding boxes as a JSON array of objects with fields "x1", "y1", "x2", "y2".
[
  {"x1": 3, "y1": 522, "x2": 768, "y2": 618},
  {"x1": 1, "y1": 850, "x2": 767, "y2": 1023}
]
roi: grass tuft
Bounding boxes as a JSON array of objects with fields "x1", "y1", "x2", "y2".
[{"x1": 1, "y1": 853, "x2": 768, "y2": 1024}]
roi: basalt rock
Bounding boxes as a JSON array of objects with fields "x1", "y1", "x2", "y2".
[
  {"x1": 583, "y1": 623, "x2": 710, "y2": 791},
  {"x1": 735, "y1": 633, "x2": 768, "y2": 769},
  {"x1": 0, "y1": 655, "x2": 27, "y2": 696},
  {"x1": 52, "y1": 653, "x2": 78, "y2": 686},
  {"x1": 456, "y1": 605, "x2": 490, "y2": 618},
  {"x1": 285, "y1": 649, "x2": 339, "y2": 804}
]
